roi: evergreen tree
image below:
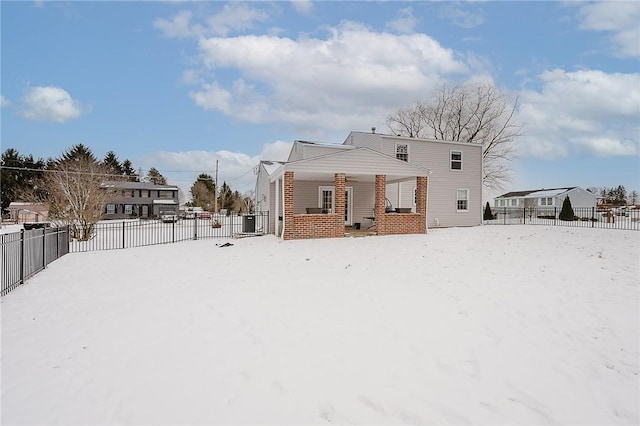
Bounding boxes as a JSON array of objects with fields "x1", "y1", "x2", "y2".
[
  {"x1": 147, "y1": 167, "x2": 167, "y2": 185},
  {"x1": 190, "y1": 173, "x2": 216, "y2": 211},
  {"x1": 559, "y1": 196, "x2": 575, "y2": 221},
  {"x1": 121, "y1": 159, "x2": 139, "y2": 182},
  {"x1": 102, "y1": 151, "x2": 123, "y2": 175},
  {"x1": 1, "y1": 148, "x2": 46, "y2": 212},
  {"x1": 218, "y1": 181, "x2": 234, "y2": 213},
  {"x1": 483, "y1": 201, "x2": 494, "y2": 220},
  {"x1": 60, "y1": 144, "x2": 97, "y2": 163}
]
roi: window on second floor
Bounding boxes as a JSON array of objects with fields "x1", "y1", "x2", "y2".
[
  {"x1": 140, "y1": 190, "x2": 149, "y2": 197},
  {"x1": 395, "y1": 143, "x2": 409, "y2": 162},
  {"x1": 158, "y1": 190, "x2": 174, "y2": 199},
  {"x1": 451, "y1": 150, "x2": 462, "y2": 170}
]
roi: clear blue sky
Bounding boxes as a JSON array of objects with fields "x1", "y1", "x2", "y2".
[{"x1": 2, "y1": 1, "x2": 638, "y2": 199}]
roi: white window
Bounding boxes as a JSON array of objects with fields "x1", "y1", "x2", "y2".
[
  {"x1": 499, "y1": 199, "x2": 505, "y2": 207},
  {"x1": 318, "y1": 186, "x2": 334, "y2": 213},
  {"x1": 395, "y1": 143, "x2": 409, "y2": 162},
  {"x1": 511, "y1": 199, "x2": 518, "y2": 207},
  {"x1": 106, "y1": 204, "x2": 116, "y2": 214},
  {"x1": 495, "y1": 200, "x2": 499, "y2": 207},
  {"x1": 413, "y1": 187, "x2": 417, "y2": 206},
  {"x1": 124, "y1": 204, "x2": 133, "y2": 215},
  {"x1": 457, "y1": 189, "x2": 469, "y2": 211},
  {"x1": 450, "y1": 150, "x2": 462, "y2": 170},
  {"x1": 540, "y1": 197, "x2": 553, "y2": 206}
]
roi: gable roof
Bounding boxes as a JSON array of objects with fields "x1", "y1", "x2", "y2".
[
  {"x1": 101, "y1": 181, "x2": 179, "y2": 191},
  {"x1": 496, "y1": 187, "x2": 577, "y2": 198},
  {"x1": 272, "y1": 147, "x2": 430, "y2": 183}
]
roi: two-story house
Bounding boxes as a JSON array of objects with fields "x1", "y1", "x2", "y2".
[
  {"x1": 101, "y1": 181, "x2": 179, "y2": 220},
  {"x1": 255, "y1": 129, "x2": 482, "y2": 240}
]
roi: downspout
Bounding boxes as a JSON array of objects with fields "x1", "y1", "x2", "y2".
[
  {"x1": 281, "y1": 175, "x2": 286, "y2": 239},
  {"x1": 426, "y1": 172, "x2": 432, "y2": 233}
]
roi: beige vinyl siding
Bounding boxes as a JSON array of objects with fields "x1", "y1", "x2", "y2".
[{"x1": 345, "y1": 133, "x2": 482, "y2": 227}]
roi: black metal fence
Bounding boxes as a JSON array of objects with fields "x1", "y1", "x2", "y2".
[
  {"x1": 69, "y1": 212, "x2": 270, "y2": 253},
  {"x1": 1, "y1": 226, "x2": 70, "y2": 296},
  {"x1": 484, "y1": 207, "x2": 640, "y2": 230}
]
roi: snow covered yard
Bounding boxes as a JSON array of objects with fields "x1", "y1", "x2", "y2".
[{"x1": 1, "y1": 226, "x2": 638, "y2": 425}]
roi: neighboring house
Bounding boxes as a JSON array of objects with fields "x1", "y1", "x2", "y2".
[
  {"x1": 493, "y1": 187, "x2": 597, "y2": 210},
  {"x1": 7, "y1": 202, "x2": 49, "y2": 223},
  {"x1": 255, "y1": 129, "x2": 482, "y2": 240},
  {"x1": 101, "y1": 181, "x2": 179, "y2": 220}
]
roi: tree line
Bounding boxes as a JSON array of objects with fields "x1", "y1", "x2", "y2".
[
  {"x1": 187, "y1": 173, "x2": 254, "y2": 214},
  {"x1": 0, "y1": 144, "x2": 253, "y2": 240},
  {"x1": 587, "y1": 185, "x2": 638, "y2": 206}
]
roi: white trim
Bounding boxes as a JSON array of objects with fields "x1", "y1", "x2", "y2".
[
  {"x1": 450, "y1": 149, "x2": 463, "y2": 171},
  {"x1": 345, "y1": 187, "x2": 353, "y2": 226},
  {"x1": 318, "y1": 186, "x2": 335, "y2": 213},
  {"x1": 395, "y1": 142, "x2": 409, "y2": 162},
  {"x1": 456, "y1": 188, "x2": 469, "y2": 212}
]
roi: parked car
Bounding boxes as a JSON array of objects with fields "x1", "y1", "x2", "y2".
[{"x1": 161, "y1": 214, "x2": 179, "y2": 223}]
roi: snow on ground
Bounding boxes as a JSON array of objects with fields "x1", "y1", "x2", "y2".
[{"x1": 1, "y1": 226, "x2": 638, "y2": 425}]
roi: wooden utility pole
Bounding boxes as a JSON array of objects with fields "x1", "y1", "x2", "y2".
[{"x1": 214, "y1": 160, "x2": 219, "y2": 213}]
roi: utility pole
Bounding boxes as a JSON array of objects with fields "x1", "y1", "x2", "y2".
[{"x1": 214, "y1": 160, "x2": 219, "y2": 213}]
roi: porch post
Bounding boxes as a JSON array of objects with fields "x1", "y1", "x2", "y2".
[
  {"x1": 283, "y1": 171, "x2": 295, "y2": 240},
  {"x1": 416, "y1": 176, "x2": 428, "y2": 233},
  {"x1": 274, "y1": 177, "x2": 280, "y2": 236},
  {"x1": 375, "y1": 175, "x2": 386, "y2": 234},
  {"x1": 335, "y1": 173, "x2": 346, "y2": 236}
]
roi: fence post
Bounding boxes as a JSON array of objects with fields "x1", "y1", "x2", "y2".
[
  {"x1": 523, "y1": 208, "x2": 526, "y2": 224},
  {"x1": 591, "y1": 207, "x2": 595, "y2": 228},
  {"x1": 20, "y1": 229, "x2": 25, "y2": 285},
  {"x1": 554, "y1": 207, "x2": 557, "y2": 226},
  {"x1": 172, "y1": 219, "x2": 175, "y2": 243},
  {"x1": 194, "y1": 214, "x2": 198, "y2": 240},
  {"x1": 122, "y1": 221, "x2": 126, "y2": 249},
  {"x1": 42, "y1": 228, "x2": 47, "y2": 269}
]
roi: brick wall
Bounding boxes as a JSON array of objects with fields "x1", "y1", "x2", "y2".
[{"x1": 283, "y1": 171, "x2": 427, "y2": 239}]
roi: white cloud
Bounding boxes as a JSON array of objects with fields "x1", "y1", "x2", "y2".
[
  {"x1": 138, "y1": 140, "x2": 293, "y2": 196},
  {"x1": 290, "y1": 0, "x2": 313, "y2": 15},
  {"x1": 20, "y1": 86, "x2": 86, "y2": 123},
  {"x1": 0, "y1": 95, "x2": 9, "y2": 107},
  {"x1": 155, "y1": 4, "x2": 269, "y2": 39},
  {"x1": 517, "y1": 69, "x2": 640, "y2": 159},
  {"x1": 575, "y1": 1, "x2": 640, "y2": 58},
  {"x1": 189, "y1": 22, "x2": 469, "y2": 132},
  {"x1": 154, "y1": 10, "x2": 204, "y2": 39},
  {"x1": 438, "y1": 3, "x2": 484, "y2": 29},
  {"x1": 385, "y1": 7, "x2": 418, "y2": 34}
]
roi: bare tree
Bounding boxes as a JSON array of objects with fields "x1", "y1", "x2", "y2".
[
  {"x1": 386, "y1": 83, "x2": 521, "y2": 190},
  {"x1": 45, "y1": 154, "x2": 118, "y2": 240}
]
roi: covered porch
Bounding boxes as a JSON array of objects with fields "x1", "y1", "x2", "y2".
[{"x1": 269, "y1": 148, "x2": 430, "y2": 240}]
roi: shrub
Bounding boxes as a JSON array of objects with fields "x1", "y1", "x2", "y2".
[
  {"x1": 483, "y1": 202, "x2": 494, "y2": 220},
  {"x1": 559, "y1": 196, "x2": 576, "y2": 221}
]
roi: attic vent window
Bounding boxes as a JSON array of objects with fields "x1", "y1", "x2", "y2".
[{"x1": 396, "y1": 144, "x2": 409, "y2": 162}]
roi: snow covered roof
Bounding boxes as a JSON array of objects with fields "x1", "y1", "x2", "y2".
[
  {"x1": 497, "y1": 187, "x2": 576, "y2": 198},
  {"x1": 260, "y1": 161, "x2": 286, "y2": 176}
]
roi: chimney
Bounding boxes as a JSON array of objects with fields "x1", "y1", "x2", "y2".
[{"x1": 371, "y1": 127, "x2": 376, "y2": 134}]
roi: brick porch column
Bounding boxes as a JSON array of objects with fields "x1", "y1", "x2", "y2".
[
  {"x1": 283, "y1": 171, "x2": 295, "y2": 240},
  {"x1": 335, "y1": 173, "x2": 346, "y2": 236},
  {"x1": 416, "y1": 176, "x2": 428, "y2": 233},
  {"x1": 375, "y1": 175, "x2": 386, "y2": 234}
]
